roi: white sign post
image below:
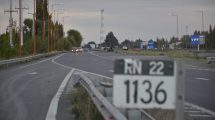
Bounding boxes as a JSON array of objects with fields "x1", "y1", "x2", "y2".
[{"x1": 113, "y1": 59, "x2": 177, "y2": 109}]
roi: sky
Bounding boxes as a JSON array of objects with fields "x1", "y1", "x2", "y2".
[{"x1": 0, "y1": 0, "x2": 215, "y2": 44}]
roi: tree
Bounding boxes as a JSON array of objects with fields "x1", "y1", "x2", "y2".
[
  {"x1": 104, "y1": 32, "x2": 119, "y2": 48},
  {"x1": 67, "y1": 29, "x2": 83, "y2": 47},
  {"x1": 134, "y1": 39, "x2": 143, "y2": 48},
  {"x1": 121, "y1": 39, "x2": 131, "y2": 48},
  {"x1": 24, "y1": 18, "x2": 33, "y2": 33},
  {"x1": 169, "y1": 37, "x2": 178, "y2": 44},
  {"x1": 180, "y1": 35, "x2": 190, "y2": 48},
  {"x1": 0, "y1": 33, "x2": 17, "y2": 59},
  {"x1": 156, "y1": 37, "x2": 167, "y2": 49}
]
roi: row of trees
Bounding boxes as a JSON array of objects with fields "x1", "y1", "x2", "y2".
[
  {"x1": 0, "y1": 0, "x2": 83, "y2": 59},
  {"x1": 103, "y1": 25, "x2": 215, "y2": 50},
  {"x1": 170, "y1": 25, "x2": 215, "y2": 49}
]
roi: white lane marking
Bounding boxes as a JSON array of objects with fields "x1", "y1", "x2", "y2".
[
  {"x1": 187, "y1": 66, "x2": 215, "y2": 72},
  {"x1": 51, "y1": 53, "x2": 72, "y2": 69},
  {"x1": 196, "y1": 77, "x2": 210, "y2": 81},
  {"x1": 52, "y1": 53, "x2": 112, "y2": 80},
  {"x1": 45, "y1": 69, "x2": 74, "y2": 120},
  {"x1": 18, "y1": 57, "x2": 53, "y2": 69},
  {"x1": 28, "y1": 72, "x2": 38, "y2": 75},
  {"x1": 189, "y1": 114, "x2": 215, "y2": 117},
  {"x1": 90, "y1": 52, "x2": 112, "y2": 61},
  {"x1": 185, "y1": 102, "x2": 215, "y2": 116},
  {"x1": 82, "y1": 70, "x2": 112, "y2": 80}
]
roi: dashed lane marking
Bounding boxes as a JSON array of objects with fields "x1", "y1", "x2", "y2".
[
  {"x1": 27, "y1": 72, "x2": 38, "y2": 75},
  {"x1": 196, "y1": 77, "x2": 210, "y2": 81}
]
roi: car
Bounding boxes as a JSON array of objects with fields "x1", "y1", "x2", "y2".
[
  {"x1": 122, "y1": 46, "x2": 128, "y2": 50},
  {"x1": 71, "y1": 47, "x2": 84, "y2": 53}
]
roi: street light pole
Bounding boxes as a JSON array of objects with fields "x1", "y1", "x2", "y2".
[
  {"x1": 57, "y1": 12, "x2": 64, "y2": 50},
  {"x1": 62, "y1": 16, "x2": 69, "y2": 37},
  {"x1": 51, "y1": 3, "x2": 63, "y2": 51},
  {"x1": 195, "y1": 10, "x2": 204, "y2": 51},
  {"x1": 197, "y1": 10, "x2": 204, "y2": 32},
  {"x1": 169, "y1": 13, "x2": 178, "y2": 49},
  {"x1": 53, "y1": 9, "x2": 64, "y2": 51}
]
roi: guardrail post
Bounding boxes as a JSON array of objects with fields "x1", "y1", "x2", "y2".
[{"x1": 176, "y1": 62, "x2": 185, "y2": 120}]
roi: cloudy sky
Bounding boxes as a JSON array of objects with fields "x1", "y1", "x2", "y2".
[{"x1": 0, "y1": 0, "x2": 215, "y2": 44}]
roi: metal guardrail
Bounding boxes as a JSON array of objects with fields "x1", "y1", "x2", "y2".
[
  {"x1": 0, "y1": 52, "x2": 61, "y2": 67},
  {"x1": 207, "y1": 57, "x2": 215, "y2": 64},
  {"x1": 76, "y1": 72, "x2": 215, "y2": 120},
  {"x1": 78, "y1": 73, "x2": 127, "y2": 120}
]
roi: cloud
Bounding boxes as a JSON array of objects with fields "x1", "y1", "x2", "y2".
[{"x1": 1, "y1": 0, "x2": 215, "y2": 44}]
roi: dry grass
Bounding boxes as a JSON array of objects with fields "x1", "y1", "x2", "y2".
[{"x1": 70, "y1": 84, "x2": 103, "y2": 120}]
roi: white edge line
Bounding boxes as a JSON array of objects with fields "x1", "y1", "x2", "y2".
[
  {"x1": 45, "y1": 69, "x2": 74, "y2": 120},
  {"x1": 18, "y1": 57, "x2": 52, "y2": 69},
  {"x1": 187, "y1": 67, "x2": 215, "y2": 72},
  {"x1": 52, "y1": 53, "x2": 112, "y2": 80},
  {"x1": 90, "y1": 52, "x2": 112, "y2": 61},
  {"x1": 196, "y1": 77, "x2": 210, "y2": 81},
  {"x1": 51, "y1": 53, "x2": 72, "y2": 70},
  {"x1": 185, "y1": 102, "x2": 215, "y2": 116}
]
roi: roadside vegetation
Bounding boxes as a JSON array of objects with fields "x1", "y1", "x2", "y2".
[
  {"x1": 117, "y1": 49, "x2": 200, "y2": 59},
  {"x1": 0, "y1": 0, "x2": 82, "y2": 60},
  {"x1": 70, "y1": 83, "x2": 103, "y2": 120}
]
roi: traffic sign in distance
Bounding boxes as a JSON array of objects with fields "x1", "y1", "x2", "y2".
[{"x1": 113, "y1": 59, "x2": 176, "y2": 109}]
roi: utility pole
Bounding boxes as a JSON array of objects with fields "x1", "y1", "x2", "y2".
[
  {"x1": 57, "y1": 12, "x2": 63, "y2": 50},
  {"x1": 15, "y1": 0, "x2": 28, "y2": 57},
  {"x1": 34, "y1": 0, "x2": 36, "y2": 54},
  {"x1": 4, "y1": 0, "x2": 17, "y2": 48},
  {"x1": 63, "y1": 16, "x2": 69, "y2": 37},
  {"x1": 201, "y1": 11, "x2": 204, "y2": 32},
  {"x1": 42, "y1": 0, "x2": 45, "y2": 42},
  {"x1": 195, "y1": 10, "x2": 204, "y2": 51},
  {"x1": 53, "y1": 9, "x2": 64, "y2": 51},
  {"x1": 100, "y1": 9, "x2": 104, "y2": 48},
  {"x1": 186, "y1": 25, "x2": 188, "y2": 49},
  {"x1": 51, "y1": 3, "x2": 63, "y2": 51},
  {"x1": 169, "y1": 13, "x2": 178, "y2": 49},
  {"x1": 28, "y1": 0, "x2": 36, "y2": 55},
  {"x1": 47, "y1": 0, "x2": 49, "y2": 52}
]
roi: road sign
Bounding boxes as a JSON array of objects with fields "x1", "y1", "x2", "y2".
[
  {"x1": 190, "y1": 35, "x2": 205, "y2": 45},
  {"x1": 148, "y1": 40, "x2": 155, "y2": 49},
  {"x1": 190, "y1": 35, "x2": 200, "y2": 45},
  {"x1": 113, "y1": 59, "x2": 176, "y2": 109},
  {"x1": 199, "y1": 35, "x2": 205, "y2": 44}
]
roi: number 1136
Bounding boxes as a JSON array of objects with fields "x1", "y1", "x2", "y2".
[{"x1": 124, "y1": 80, "x2": 167, "y2": 104}]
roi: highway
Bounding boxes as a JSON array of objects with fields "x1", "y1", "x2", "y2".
[
  {"x1": 0, "y1": 57, "x2": 70, "y2": 120},
  {"x1": 55, "y1": 51, "x2": 215, "y2": 111},
  {"x1": 0, "y1": 51, "x2": 215, "y2": 120}
]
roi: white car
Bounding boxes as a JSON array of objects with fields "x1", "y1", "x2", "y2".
[{"x1": 122, "y1": 46, "x2": 128, "y2": 50}]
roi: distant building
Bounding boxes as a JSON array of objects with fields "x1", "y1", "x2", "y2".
[{"x1": 140, "y1": 41, "x2": 148, "y2": 49}]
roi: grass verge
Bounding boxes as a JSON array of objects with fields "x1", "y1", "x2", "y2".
[{"x1": 70, "y1": 83, "x2": 103, "y2": 120}]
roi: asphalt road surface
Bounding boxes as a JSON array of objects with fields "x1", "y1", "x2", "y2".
[
  {"x1": 55, "y1": 51, "x2": 215, "y2": 112},
  {"x1": 0, "y1": 56, "x2": 70, "y2": 120},
  {"x1": 0, "y1": 51, "x2": 214, "y2": 120}
]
